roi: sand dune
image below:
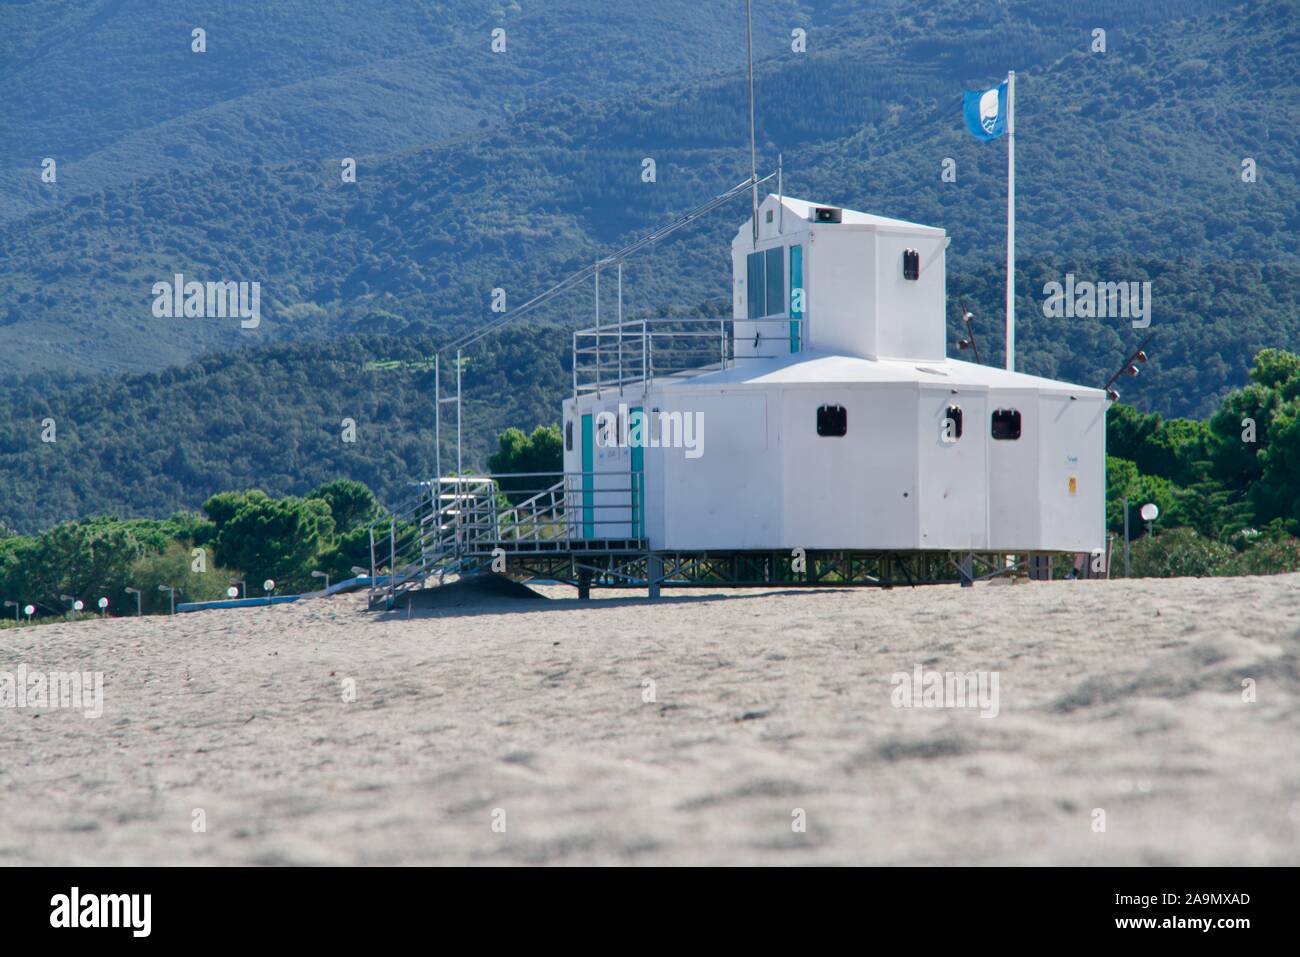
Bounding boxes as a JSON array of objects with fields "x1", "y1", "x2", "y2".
[{"x1": 2, "y1": 574, "x2": 1298, "y2": 865}]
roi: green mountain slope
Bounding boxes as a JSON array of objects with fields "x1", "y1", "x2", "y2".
[
  {"x1": 0, "y1": 0, "x2": 1296, "y2": 529},
  {"x1": 0, "y1": 0, "x2": 1290, "y2": 377},
  {"x1": 0, "y1": 0, "x2": 815, "y2": 219}
]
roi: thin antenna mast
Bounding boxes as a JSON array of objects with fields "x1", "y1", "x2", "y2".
[
  {"x1": 746, "y1": 0, "x2": 758, "y2": 247},
  {"x1": 777, "y1": 151, "x2": 783, "y2": 234}
]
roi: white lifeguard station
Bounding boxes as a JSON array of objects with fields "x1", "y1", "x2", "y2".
[
  {"x1": 561, "y1": 194, "x2": 1107, "y2": 557},
  {"x1": 370, "y1": 189, "x2": 1109, "y2": 605}
]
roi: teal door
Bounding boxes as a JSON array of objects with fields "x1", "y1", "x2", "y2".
[
  {"x1": 581, "y1": 413, "x2": 594, "y2": 539},
  {"x1": 629, "y1": 407, "x2": 644, "y2": 539},
  {"x1": 789, "y1": 244, "x2": 803, "y2": 353}
]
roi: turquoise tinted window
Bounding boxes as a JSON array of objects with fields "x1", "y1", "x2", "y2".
[
  {"x1": 746, "y1": 251, "x2": 764, "y2": 319},
  {"x1": 765, "y1": 247, "x2": 783, "y2": 318},
  {"x1": 789, "y1": 244, "x2": 803, "y2": 352}
]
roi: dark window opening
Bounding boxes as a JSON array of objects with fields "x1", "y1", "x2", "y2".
[
  {"x1": 817, "y1": 405, "x2": 847, "y2": 437},
  {"x1": 945, "y1": 405, "x2": 963, "y2": 439},
  {"x1": 902, "y1": 248, "x2": 920, "y2": 280},
  {"x1": 565, "y1": 420, "x2": 573, "y2": 451},
  {"x1": 814, "y1": 207, "x2": 842, "y2": 223},
  {"x1": 991, "y1": 408, "x2": 1022, "y2": 440},
  {"x1": 765, "y1": 209, "x2": 774, "y2": 223}
]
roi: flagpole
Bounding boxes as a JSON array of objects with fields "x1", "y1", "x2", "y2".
[{"x1": 1006, "y1": 69, "x2": 1015, "y2": 372}]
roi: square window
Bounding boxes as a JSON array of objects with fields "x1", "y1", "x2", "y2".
[
  {"x1": 991, "y1": 409, "x2": 1022, "y2": 440},
  {"x1": 817, "y1": 404, "x2": 847, "y2": 437}
]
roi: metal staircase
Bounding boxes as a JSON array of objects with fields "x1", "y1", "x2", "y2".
[
  {"x1": 366, "y1": 472, "x2": 638, "y2": 608},
  {"x1": 366, "y1": 477, "x2": 500, "y2": 607}
]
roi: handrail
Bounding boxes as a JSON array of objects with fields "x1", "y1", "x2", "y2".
[
  {"x1": 366, "y1": 471, "x2": 648, "y2": 606},
  {"x1": 573, "y1": 315, "x2": 800, "y2": 393}
]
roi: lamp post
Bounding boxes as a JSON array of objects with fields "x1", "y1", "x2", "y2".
[
  {"x1": 1123, "y1": 496, "x2": 1131, "y2": 578},
  {"x1": 1140, "y1": 502, "x2": 1160, "y2": 538},
  {"x1": 23, "y1": 604, "x2": 34, "y2": 624},
  {"x1": 125, "y1": 586, "x2": 142, "y2": 616},
  {"x1": 97, "y1": 597, "x2": 109, "y2": 618},
  {"x1": 263, "y1": 580, "x2": 276, "y2": 605},
  {"x1": 158, "y1": 584, "x2": 175, "y2": 617},
  {"x1": 311, "y1": 570, "x2": 330, "y2": 591},
  {"x1": 59, "y1": 594, "x2": 83, "y2": 619},
  {"x1": 230, "y1": 579, "x2": 245, "y2": 600}
]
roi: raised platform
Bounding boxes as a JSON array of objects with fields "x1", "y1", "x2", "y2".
[{"x1": 499, "y1": 548, "x2": 1034, "y2": 591}]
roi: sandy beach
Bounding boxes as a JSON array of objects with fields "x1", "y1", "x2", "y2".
[{"x1": 2, "y1": 574, "x2": 1298, "y2": 866}]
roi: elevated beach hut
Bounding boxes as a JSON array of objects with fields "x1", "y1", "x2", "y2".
[{"x1": 563, "y1": 194, "x2": 1107, "y2": 555}]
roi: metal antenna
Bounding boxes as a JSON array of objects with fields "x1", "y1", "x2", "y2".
[
  {"x1": 746, "y1": 0, "x2": 758, "y2": 247},
  {"x1": 777, "y1": 151, "x2": 783, "y2": 234}
]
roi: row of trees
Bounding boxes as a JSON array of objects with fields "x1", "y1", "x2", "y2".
[
  {"x1": 0, "y1": 479, "x2": 381, "y2": 625},
  {"x1": 1108, "y1": 348, "x2": 1300, "y2": 576}
]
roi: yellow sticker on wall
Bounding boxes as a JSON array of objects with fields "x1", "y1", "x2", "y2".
[{"x1": 1068, "y1": 476, "x2": 1078, "y2": 495}]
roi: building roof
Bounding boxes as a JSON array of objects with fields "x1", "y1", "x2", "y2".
[
  {"x1": 658, "y1": 350, "x2": 1107, "y2": 397},
  {"x1": 734, "y1": 194, "x2": 946, "y2": 243}
]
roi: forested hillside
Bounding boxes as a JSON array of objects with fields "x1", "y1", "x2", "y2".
[
  {"x1": 0, "y1": 0, "x2": 812, "y2": 220},
  {"x1": 0, "y1": 333, "x2": 565, "y2": 531},
  {"x1": 0, "y1": 0, "x2": 1292, "y2": 380},
  {"x1": 0, "y1": 0, "x2": 1295, "y2": 529}
]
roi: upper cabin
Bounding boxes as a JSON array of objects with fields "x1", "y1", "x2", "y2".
[{"x1": 732, "y1": 194, "x2": 948, "y2": 362}]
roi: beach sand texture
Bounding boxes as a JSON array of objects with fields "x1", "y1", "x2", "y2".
[{"x1": 2, "y1": 574, "x2": 1298, "y2": 865}]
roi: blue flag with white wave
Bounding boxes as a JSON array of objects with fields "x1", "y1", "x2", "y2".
[{"x1": 963, "y1": 81, "x2": 1008, "y2": 140}]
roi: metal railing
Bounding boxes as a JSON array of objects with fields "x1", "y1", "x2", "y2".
[
  {"x1": 573, "y1": 315, "x2": 800, "y2": 395},
  {"x1": 366, "y1": 471, "x2": 647, "y2": 607}
]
